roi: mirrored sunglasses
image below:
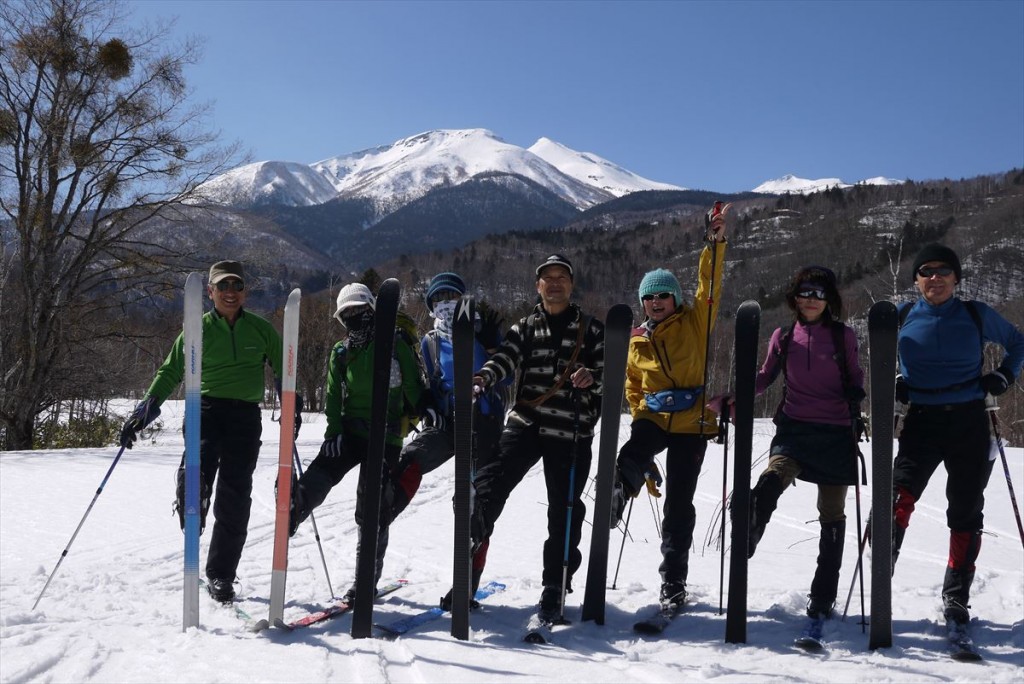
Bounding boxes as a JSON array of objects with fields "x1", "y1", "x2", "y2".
[
  {"x1": 641, "y1": 292, "x2": 674, "y2": 302},
  {"x1": 917, "y1": 265, "x2": 954, "y2": 278},
  {"x1": 215, "y1": 280, "x2": 244, "y2": 292},
  {"x1": 796, "y1": 289, "x2": 827, "y2": 301}
]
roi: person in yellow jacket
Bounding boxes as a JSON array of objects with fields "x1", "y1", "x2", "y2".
[{"x1": 610, "y1": 208, "x2": 728, "y2": 610}]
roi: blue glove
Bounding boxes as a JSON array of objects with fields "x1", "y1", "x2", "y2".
[
  {"x1": 320, "y1": 434, "x2": 343, "y2": 459},
  {"x1": 980, "y1": 368, "x2": 1012, "y2": 397},
  {"x1": 119, "y1": 396, "x2": 161, "y2": 449}
]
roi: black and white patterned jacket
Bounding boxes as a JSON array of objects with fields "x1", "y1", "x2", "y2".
[{"x1": 478, "y1": 303, "x2": 605, "y2": 441}]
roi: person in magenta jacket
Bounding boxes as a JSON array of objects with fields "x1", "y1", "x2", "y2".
[{"x1": 747, "y1": 265, "x2": 865, "y2": 621}]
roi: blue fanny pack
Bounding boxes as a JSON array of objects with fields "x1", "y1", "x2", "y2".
[{"x1": 644, "y1": 387, "x2": 703, "y2": 413}]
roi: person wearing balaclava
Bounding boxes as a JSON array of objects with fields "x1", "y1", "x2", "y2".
[
  {"x1": 376, "y1": 272, "x2": 509, "y2": 610},
  {"x1": 289, "y1": 281, "x2": 427, "y2": 605},
  {"x1": 887, "y1": 243, "x2": 1024, "y2": 631}
]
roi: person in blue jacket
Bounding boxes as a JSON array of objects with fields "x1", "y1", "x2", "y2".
[
  {"x1": 889, "y1": 243, "x2": 1024, "y2": 627},
  {"x1": 384, "y1": 272, "x2": 508, "y2": 607}
]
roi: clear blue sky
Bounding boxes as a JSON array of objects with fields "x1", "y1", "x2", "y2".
[{"x1": 129, "y1": 0, "x2": 1024, "y2": 192}]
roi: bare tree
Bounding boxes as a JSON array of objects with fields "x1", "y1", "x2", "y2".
[{"x1": 0, "y1": 0, "x2": 240, "y2": 449}]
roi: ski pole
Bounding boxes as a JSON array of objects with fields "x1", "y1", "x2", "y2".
[
  {"x1": 698, "y1": 202, "x2": 726, "y2": 439},
  {"x1": 986, "y1": 397, "x2": 1024, "y2": 548},
  {"x1": 851, "y1": 454, "x2": 867, "y2": 631},
  {"x1": 33, "y1": 445, "x2": 128, "y2": 610},
  {"x1": 559, "y1": 390, "x2": 582, "y2": 622},
  {"x1": 611, "y1": 498, "x2": 635, "y2": 590},
  {"x1": 292, "y1": 445, "x2": 336, "y2": 599},
  {"x1": 718, "y1": 407, "x2": 730, "y2": 615},
  {"x1": 842, "y1": 525, "x2": 870, "y2": 622}
]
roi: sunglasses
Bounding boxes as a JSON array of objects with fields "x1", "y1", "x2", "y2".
[
  {"x1": 215, "y1": 280, "x2": 244, "y2": 292},
  {"x1": 796, "y1": 289, "x2": 827, "y2": 301},
  {"x1": 917, "y1": 265, "x2": 954, "y2": 278},
  {"x1": 642, "y1": 292, "x2": 674, "y2": 302}
]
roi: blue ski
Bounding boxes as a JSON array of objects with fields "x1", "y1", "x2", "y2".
[
  {"x1": 182, "y1": 273, "x2": 203, "y2": 631},
  {"x1": 375, "y1": 581, "x2": 506, "y2": 637}
]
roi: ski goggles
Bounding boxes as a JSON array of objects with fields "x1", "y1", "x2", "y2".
[
  {"x1": 641, "y1": 292, "x2": 674, "y2": 302},
  {"x1": 916, "y1": 265, "x2": 955, "y2": 278},
  {"x1": 215, "y1": 280, "x2": 244, "y2": 292},
  {"x1": 795, "y1": 288, "x2": 827, "y2": 301}
]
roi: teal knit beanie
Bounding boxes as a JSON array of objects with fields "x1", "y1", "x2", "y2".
[{"x1": 638, "y1": 269, "x2": 682, "y2": 307}]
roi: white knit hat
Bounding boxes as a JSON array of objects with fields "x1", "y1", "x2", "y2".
[{"x1": 333, "y1": 283, "x2": 375, "y2": 322}]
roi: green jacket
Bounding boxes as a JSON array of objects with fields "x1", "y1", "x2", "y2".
[
  {"x1": 146, "y1": 308, "x2": 283, "y2": 404},
  {"x1": 324, "y1": 334, "x2": 426, "y2": 447}
]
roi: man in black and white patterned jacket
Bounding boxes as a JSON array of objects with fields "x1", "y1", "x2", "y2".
[{"x1": 445, "y1": 253, "x2": 605, "y2": 621}]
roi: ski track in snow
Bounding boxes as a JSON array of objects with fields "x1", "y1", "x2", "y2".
[{"x1": 1, "y1": 404, "x2": 1022, "y2": 682}]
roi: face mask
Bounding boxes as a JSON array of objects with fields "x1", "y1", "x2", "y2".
[{"x1": 432, "y1": 299, "x2": 458, "y2": 329}]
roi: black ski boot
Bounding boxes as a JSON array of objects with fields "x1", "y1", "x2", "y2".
[
  {"x1": 807, "y1": 520, "x2": 845, "y2": 618},
  {"x1": 748, "y1": 472, "x2": 786, "y2": 558},
  {"x1": 660, "y1": 581, "x2": 686, "y2": 610},
  {"x1": 174, "y1": 467, "x2": 211, "y2": 534},
  {"x1": 537, "y1": 585, "x2": 563, "y2": 622},
  {"x1": 941, "y1": 530, "x2": 982, "y2": 625}
]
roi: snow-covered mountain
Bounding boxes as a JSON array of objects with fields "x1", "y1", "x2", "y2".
[
  {"x1": 197, "y1": 160, "x2": 338, "y2": 207},
  {"x1": 753, "y1": 173, "x2": 902, "y2": 195},
  {"x1": 527, "y1": 137, "x2": 685, "y2": 196},
  {"x1": 199, "y1": 129, "x2": 685, "y2": 213}
]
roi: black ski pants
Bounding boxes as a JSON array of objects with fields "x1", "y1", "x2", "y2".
[
  {"x1": 616, "y1": 418, "x2": 707, "y2": 585},
  {"x1": 472, "y1": 418, "x2": 593, "y2": 590},
  {"x1": 391, "y1": 412, "x2": 503, "y2": 519},
  {"x1": 893, "y1": 400, "x2": 993, "y2": 534},
  {"x1": 298, "y1": 430, "x2": 401, "y2": 586},
  {"x1": 185, "y1": 397, "x2": 262, "y2": 583}
]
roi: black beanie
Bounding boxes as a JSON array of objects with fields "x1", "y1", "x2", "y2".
[{"x1": 912, "y1": 243, "x2": 961, "y2": 283}]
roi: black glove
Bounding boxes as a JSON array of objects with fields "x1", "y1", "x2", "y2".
[
  {"x1": 421, "y1": 407, "x2": 446, "y2": 432},
  {"x1": 980, "y1": 368, "x2": 1013, "y2": 397},
  {"x1": 320, "y1": 434, "x2": 343, "y2": 459},
  {"x1": 119, "y1": 396, "x2": 161, "y2": 449},
  {"x1": 894, "y1": 375, "x2": 909, "y2": 404},
  {"x1": 845, "y1": 386, "x2": 867, "y2": 403},
  {"x1": 293, "y1": 394, "x2": 304, "y2": 439},
  {"x1": 476, "y1": 308, "x2": 504, "y2": 350}
]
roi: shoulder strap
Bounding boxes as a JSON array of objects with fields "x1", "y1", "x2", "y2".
[
  {"x1": 425, "y1": 330, "x2": 443, "y2": 380},
  {"x1": 829, "y1": 321, "x2": 851, "y2": 393},
  {"x1": 517, "y1": 313, "x2": 591, "y2": 410}
]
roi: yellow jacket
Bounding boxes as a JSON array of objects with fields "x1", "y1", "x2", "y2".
[{"x1": 625, "y1": 243, "x2": 726, "y2": 435}]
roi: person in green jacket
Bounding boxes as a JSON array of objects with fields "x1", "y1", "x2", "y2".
[
  {"x1": 118, "y1": 260, "x2": 293, "y2": 603},
  {"x1": 289, "y1": 282, "x2": 427, "y2": 603}
]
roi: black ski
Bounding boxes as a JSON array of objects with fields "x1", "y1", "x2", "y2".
[
  {"x1": 581, "y1": 303, "x2": 634, "y2": 624},
  {"x1": 450, "y1": 295, "x2": 476, "y2": 640},
  {"x1": 867, "y1": 300, "x2": 897, "y2": 651},
  {"x1": 725, "y1": 300, "x2": 760, "y2": 644},
  {"x1": 523, "y1": 611, "x2": 568, "y2": 645},
  {"x1": 946, "y1": 619, "x2": 982, "y2": 662},
  {"x1": 633, "y1": 601, "x2": 682, "y2": 635},
  {"x1": 351, "y1": 278, "x2": 401, "y2": 639}
]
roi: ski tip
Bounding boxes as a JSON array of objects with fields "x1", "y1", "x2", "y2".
[
  {"x1": 249, "y1": 619, "x2": 271, "y2": 633},
  {"x1": 633, "y1": 621, "x2": 665, "y2": 635},
  {"x1": 950, "y1": 649, "x2": 983, "y2": 662},
  {"x1": 793, "y1": 637, "x2": 825, "y2": 652},
  {"x1": 272, "y1": 618, "x2": 294, "y2": 632},
  {"x1": 523, "y1": 630, "x2": 548, "y2": 644}
]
